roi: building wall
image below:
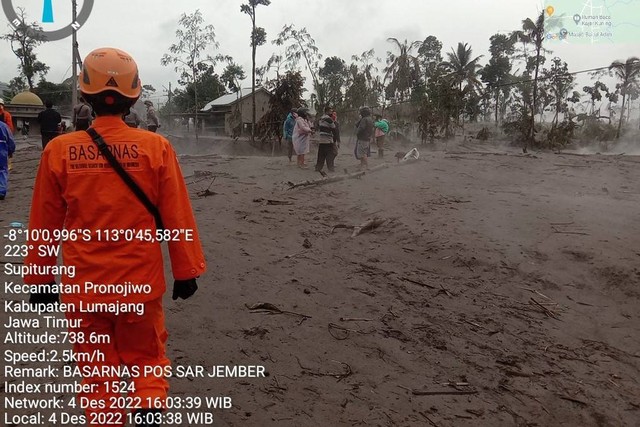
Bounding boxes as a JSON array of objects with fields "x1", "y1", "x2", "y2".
[{"x1": 221, "y1": 91, "x2": 271, "y2": 136}]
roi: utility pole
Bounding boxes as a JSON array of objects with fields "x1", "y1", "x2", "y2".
[{"x1": 71, "y1": 0, "x2": 82, "y2": 109}]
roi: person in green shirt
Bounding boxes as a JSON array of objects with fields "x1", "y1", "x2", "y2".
[{"x1": 374, "y1": 114, "x2": 389, "y2": 158}]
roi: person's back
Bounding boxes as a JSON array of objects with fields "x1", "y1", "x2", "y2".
[
  {"x1": 0, "y1": 99, "x2": 14, "y2": 133},
  {"x1": 25, "y1": 47, "x2": 205, "y2": 427},
  {"x1": 123, "y1": 107, "x2": 141, "y2": 128},
  {"x1": 73, "y1": 98, "x2": 92, "y2": 130},
  {"x1": 37, "y1": 101, "x2": 61, "y2": 149}
]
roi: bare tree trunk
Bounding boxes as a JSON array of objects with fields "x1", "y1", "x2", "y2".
[{"x1": 616, "y1": 93, "x2": 626, "y2": 139}]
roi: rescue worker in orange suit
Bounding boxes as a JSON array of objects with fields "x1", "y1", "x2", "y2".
[
  {"x1": 0, "y1": 98, "x2": 15, "y2": 134},
  {"x1": 24, "y1": 47, "x2": 206, "y2": 427}
]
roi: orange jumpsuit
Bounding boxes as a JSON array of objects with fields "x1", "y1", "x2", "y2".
[
  {"x1": 24, "y1": 115, "x2": 206, "y2": 425},
  {"x1": 1, "y1": 110, "x2": 14, "y2": 133}
]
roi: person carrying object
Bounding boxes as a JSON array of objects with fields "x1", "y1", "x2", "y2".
[
  {"x1": 374, "y1": 114, "x2": 389, "y2": 158},
  {"x1": 25, "y1": 47, "x2": 206, "y2": 427}
]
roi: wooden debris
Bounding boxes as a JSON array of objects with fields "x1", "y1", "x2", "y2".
[
  {"x1": 196, "y1": 177, "x2": 217, "y2": 198},
  {"x1": 552, "y1": 227, "x2": 590, "y2": 236},
  {"x1": 558, "y1": 395, "x2": 588, "y2": 406},
  {"x1": 412, "y1": 389, "x2": 478, "y2": 396},
  {"x1": 286, "y1": 163, "x2": 389, "y2": 190},
  {"x1": 253, "y1": 198, "x2": 294, "y2": 206},
  {"x1": 351, "y1": 217, "x2": 387, "y2": 237},
  {"x1": 295, "y1": 357, "x2": 352, "y2": 381},
  {"x1": 400, "y1": 276, "x2": 436, "y2": 289},
  {"x1": 530, "y1": 297, "x2": 560, "y2": 319},
  {"x1": 245, "y1": 302, "x2": 311, "y2": 319},
  {"x1": 339, "y1": 317, "x2": 374, "y2": 322}
]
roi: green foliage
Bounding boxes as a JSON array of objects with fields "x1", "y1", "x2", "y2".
[
  {"x1": 609, "y1": 57, "x2": 640, "y2": 138},
  {"x1": 221, "y1": 62, "x2": 246, "y2": 93},
  {"x1": 3, "y1": 77, "x2": 27, "y2": 99},
  {"x1": 255, "y1": 71, "x2": 305, "y2": 146},
  {"x1": 273, "y1": 25, "x2": 323, "y2": 107},
  {"x1": 319, "y1": 57, "x2": 347, "y2": 108},
  {"x1": 2, "y1": 8, "x2": 49, "y2": 90},
  {"x1": 33, "y1": 79, "x2": 71, "y2": 107},
  {"x1": 171, "y1": 67, "x2": 226, "y2": 113},
  {"x1": 384, "y1": 38, "x2": 421, "y2": 101}
]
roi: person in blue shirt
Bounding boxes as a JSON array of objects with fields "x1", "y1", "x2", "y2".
[
  {"x1": 282, "y1": 107, "x2": 298, "y2": 162},
  {"x1": 0, "y1": 119, "x2": 16, "y2": 200}
]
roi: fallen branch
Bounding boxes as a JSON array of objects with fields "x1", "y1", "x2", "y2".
[
  {"x1": 351, "y1": 217, "x2": 387, "y2": 237},
  {"x1": 327, "y1": 323, "x2": 374, "y2": 340},
  {"x1": 245, "y1": 302, "x2": 312, "y2": 319},
  {"x1": 558, "y1": 395, "x2": 588, "y2": 406},
  {"x1": 530, "y1": 297, "x2": 559, "y2": 319},
  {"x1": 552, "y1": 227, "x2": 590, "y2": 236},
  {"x1": 196, "y1": 177, "x2": 217, "y2": 198},
  {"x1": 400, "y1": 276, "x2": 436, "y2": 290},
  {"x1": 412, "y1": 389, "x2": 478, "y2": 396},
  {"x1": 295, "y1": 357, "x2": 352, "y2": 381},
  {"x1": 253, "y1": 198, "x2": 294, "y2": 206},
  {"x1": 286, "y1": 163, "x2": 388, "y2": 190}
]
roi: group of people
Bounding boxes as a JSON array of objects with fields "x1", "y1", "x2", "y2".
[
  {"x1": 282, "y1": 105, "x2": 390, "y2": 172},
  {"x1": 73, "y1": 97, "x2": 160, "y2": 133}
]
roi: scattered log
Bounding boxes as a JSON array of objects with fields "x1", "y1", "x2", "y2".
[
  {"x1": 245, "y1": 302, "x2": 311, "y2": 319},
  {"x1": 399, "y1": 276, "x2": 437, "y2": 290},
  {"x1": 351, "y1": 217, "x2": 387, "y2": 237},
  {"x1": 412, "y1": 389, "x2": 478, "y2": 396},
  {"x1": 286, "y1": 163, "x2": 389, "y2": 190}
]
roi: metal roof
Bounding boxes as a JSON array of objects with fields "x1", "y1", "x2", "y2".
[{"x1": 201, "y1": 87, "x2": 269, "y2": 112}]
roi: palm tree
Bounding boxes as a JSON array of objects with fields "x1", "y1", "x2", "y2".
[
  {"x1": 241, "y1": 0, "x2": 271, "y2": 143},
  {"x1": 609, "y1": 57, "x2": 640, "y2": 139},
  {"x1": 445, "y1": 42, "x2": 482, "y2": 126},
  {"x1": 384, "y1": 38, "x2": 421, "y2": 102}
]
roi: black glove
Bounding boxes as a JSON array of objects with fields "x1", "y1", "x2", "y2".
[
  {"x1": 29, "y1": 282, "x2": 60, "y2": 310},
  {"x1": 172, "y1": 278, "x2": 198, "y2": 300}
]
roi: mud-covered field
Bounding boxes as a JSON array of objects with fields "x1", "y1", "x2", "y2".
[{"x1": 2, "y1": 133, "x2": 639, "y2": 426}]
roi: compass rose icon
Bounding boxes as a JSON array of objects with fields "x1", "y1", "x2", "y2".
[{"x1": 2, "y1": 0, "x2": 94, "y2": 41}]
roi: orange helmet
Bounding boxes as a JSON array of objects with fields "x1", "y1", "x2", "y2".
[{"x1": 79, "y1": 47, "x2": 141, "y2": 99}]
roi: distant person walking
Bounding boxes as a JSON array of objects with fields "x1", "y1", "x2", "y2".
[
  {"x1": 292, "y1": 107, "x2": 313, "y2": 168},
  {"x1": 37, "y1": 100, "x2": 61, "y2": 149},
  {"x1": 123, "y1": 106, "x2": 141, "y2": 128},
  {"x1": 144, "y1": 100, "x2": 160, "y2": 132},
  {"x1": 0, "y1": 119, "x2": 15, "y2": 200},
  {"x1": 0, "y1": 98, "x2": 14, "y2": 134},
  {"x1": 283, "y1": 108, "x2": 298, "y2": 162},
  {"x1": 355, "y1": 107, "x2": 374, "y2": 170},
  {"x1": 73, "y1": 96, "x2": 93, "y2": 130},
  {"x1": 374, "y1": 114, "x2": 389, "y2": 158},
  {"x1": 315, "y1": 106, "x2": 339, "y2": 173}
]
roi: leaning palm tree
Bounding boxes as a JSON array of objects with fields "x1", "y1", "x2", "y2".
[
  {"x1": 609, "y1": 57, "x2": 640, "y2": 139},
  {"x1": 445, "y1": 42, "x2": 483, "y2": 126},
  {"x1": 384, "y1": 38, "x2": 421, "y2": 101}
]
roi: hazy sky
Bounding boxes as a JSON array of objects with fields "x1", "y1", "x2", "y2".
[{"x1": 1, "y1": 0, "x2": 638, "y2": 102}]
